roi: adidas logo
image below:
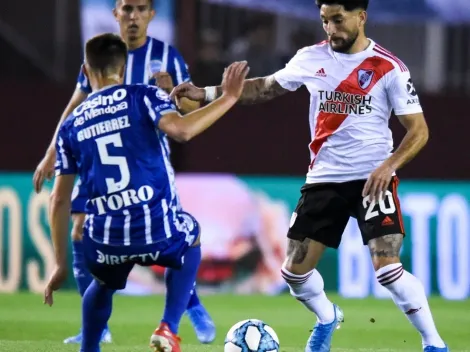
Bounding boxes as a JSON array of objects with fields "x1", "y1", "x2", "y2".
[
  {"x1": 315, "y1": 68, "x2": 327, "y2": 77},
  {"x1": 382, "y1": 216, "x2": 394, "y2": 226}
]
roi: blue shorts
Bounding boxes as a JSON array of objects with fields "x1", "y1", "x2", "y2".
[
  {"x1": 71, "y1": 178, "x2": 88, "y2": 214},
  {"x1": 82, "y1": 213, "x2": 200, "y2": 290}
]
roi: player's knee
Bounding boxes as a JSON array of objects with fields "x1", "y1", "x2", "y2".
[
  {"x1": 368, "y1": 234, "x2": 403, "y2": 271},
  {"x1": 282, "y1": 257, "x2": 305, "y2": 276},
  {"x1": 71, "y1": 213, "x2": 85, "y2": 242},
  {"x1": 282, "y1": 238, "x2": 322, "y2": 275},
  {"x1": 283, "y1": 253, "x2": 315, "y2": 276}
]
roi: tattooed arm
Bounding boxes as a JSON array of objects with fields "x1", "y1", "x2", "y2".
[
  {"x1": 170, "y1": 74, "x2": 290, "y2": 106},
  {"x1": 214, "y1": 75, "x2": 289, "y2": 105}
]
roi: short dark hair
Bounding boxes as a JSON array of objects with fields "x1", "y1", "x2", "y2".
[
  {"x1": 85, "y1": 33, "x2": 128, "y2": 74},
  {"x1": 315, "y1": 0, "x2": 369, "y2": 11},
  {"x1": 115, "y1": 0, "x2": 154, "y2": 8}
]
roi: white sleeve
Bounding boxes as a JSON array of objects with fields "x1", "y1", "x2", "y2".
[
  {"x1": 387, "y1": 70, "x2": 423, "y2": 116},
  {"x1": 273, "y1": 50, "x2": 306, "y2": 92}
]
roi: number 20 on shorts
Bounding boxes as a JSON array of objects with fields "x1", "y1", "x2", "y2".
[{"x1": 362, "y1": 191, "x2": 396, "y2": 221}]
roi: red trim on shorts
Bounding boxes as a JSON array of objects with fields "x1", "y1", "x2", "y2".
[{"x1": 391, "y1": 176, "x2": 405, "y2": 233}]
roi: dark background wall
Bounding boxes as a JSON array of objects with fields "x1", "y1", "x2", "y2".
[
  {"x1": 0, "y1": 83, "x2": 466, "y2": 179},
  {"x1": 0, "y1": 0, "x2": 467, "y2": 179}
]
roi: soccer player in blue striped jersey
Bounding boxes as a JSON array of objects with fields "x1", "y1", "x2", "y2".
[
  {"x1": 44, "y1": 33, "x2": 249, "y2": 352},
  {"x1": 33, "y1": 0, "x2": 214, "y2": 345}
]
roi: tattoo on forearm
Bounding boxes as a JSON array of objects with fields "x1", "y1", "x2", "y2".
[
  {"x1": 240, "y1": 76, "x2": 288, "y2": 105},
  {"x1": 217, "y1": 75, "x2": 288, "y2": 105}
]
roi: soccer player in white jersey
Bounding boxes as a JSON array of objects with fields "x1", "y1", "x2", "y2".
[
  {"x1": 171, "y1": 0, "x2": 449, "y2": 351},
  {"x1": 33, "y1": 0, "x2": 215, "y2": 346}
]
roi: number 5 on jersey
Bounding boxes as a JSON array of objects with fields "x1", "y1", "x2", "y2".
[{"x1": 96, "y1": 133, "x2": 131, "y2": 194}]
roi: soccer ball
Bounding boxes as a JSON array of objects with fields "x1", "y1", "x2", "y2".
[{"x1": 224, "y1": 319, "x2": 280, "y2": 352}]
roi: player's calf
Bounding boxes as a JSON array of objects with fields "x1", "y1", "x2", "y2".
[
  {"x1": 81, "y1": 280, "x2": 116, "y2": 352},
  {"x1": 368, "y1": 233, "x2": 402, "y2": 270},
  {"x1": 281, "y1": 238, "x2": 336, "y2": 324},
  {"x1": 68, "y1": 213, "x2": 112, "y2": 346},
  {"x1": 280, "y1": 238, "x2": 343, "y2": 352},
  {"x1": 183, "y1": 231, "x2": 216, "y2": 344},
  {"x1": 370, "y1": 234, "x2": 447, "y2": 350},
  {"x1": 283, "y1": 237, "x2": 325, "y2": 275},
  {"x1": 160, "y1": 214, "x2": 217, "y2": 344},
  {"x1": 71, "y1": 214, "x2": 93, "y2": 297},
  {"x1": 162, "y1": 239, "x2": 202, "y2": 334}
]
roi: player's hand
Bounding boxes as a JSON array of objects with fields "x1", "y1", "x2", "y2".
[
  {"x1": 362, "y1": 162, "x2": 395, "y2": 204},
  {"x1": 33, "y1": 153, "x2": 56, "y2": 193},
  {"x1": 170, "y1": 82, "x2": 206, "y2": 102},
  {"x1": 153, "y1": 72, "x2": 175, "y2": 94},
  {"x1": 221, "y1": 61, "x2": 250, "y2": 100},
  {"x1": 44, "y1": 264, "x2": 67, "y2": 307}
]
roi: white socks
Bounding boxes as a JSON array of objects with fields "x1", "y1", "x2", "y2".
[
  {"x1": 281, "y1": 266, "x2": 335, "y2": 324},
  {"x1": 282, "y1": 262, "x2": 445, "y2": 347},
  {"x1": 376, "y1": 263, "x2": 445, "y2": 348}
]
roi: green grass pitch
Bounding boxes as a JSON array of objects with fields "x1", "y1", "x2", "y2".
[{"x1": 0, "y1": 292, "x2": 468, "y2": 351}]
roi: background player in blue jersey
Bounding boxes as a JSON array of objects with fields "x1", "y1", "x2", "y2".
[
  {"x1": 44, "y1": 33, "x2": 249, "y2": 352},
  {"x1": 33, "y1": 0, "x2": 215, "y2": 345}
]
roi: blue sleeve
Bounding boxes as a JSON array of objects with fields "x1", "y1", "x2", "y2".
[
  {"x1": 169, "y1": 46, "x2": 191, "y2": 85},
  {"x1": 76, "y1": 64, "x2": 92, "y2": 94},
  {"x1": 141, "y1": 86, "x2": 178, "y2": 126},
  {"x1": 55, "y1": 121, "x2": 78, "y2": 176}
]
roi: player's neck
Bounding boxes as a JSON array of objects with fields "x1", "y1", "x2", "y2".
[
  {"x1": 347, "y1": 35, "x2": 371, "y2": 55},
  {"x1": 126, "y1": 36, "x2": 148, "y2": 51},
  {"x1": 93, "y1": 79, "x2": 121, "y2": 92}
]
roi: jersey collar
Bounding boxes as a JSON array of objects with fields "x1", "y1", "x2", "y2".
[
  {"x1": 329, "y1": 38, "x2": 376, "y2": 60},
  {"x1": 88, "y1": 84, "x2": 120, "y2": 98},
  {"x1": 129, "y1": 36, "x2": 150, "y2": 54}
]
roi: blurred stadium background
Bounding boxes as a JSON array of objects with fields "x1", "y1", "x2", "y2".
[{"x1": 0, "y1": 0, "x2": 469, "y2": 350}]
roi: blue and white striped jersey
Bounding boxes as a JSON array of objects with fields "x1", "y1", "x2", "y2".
[
  {"x1": 70, "y1": 36, "x2": 190, "y2": 215},
  {"x1": 77, "y1": 36, "x2": 191, "y2": 93},
  {"x1": 55, "y1": 84, "x2": 181, "y2": 246}
]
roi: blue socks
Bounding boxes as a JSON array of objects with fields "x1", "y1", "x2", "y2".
[
  {"x1": 81, "y1": 280, "x2": 115, "y2": 352},
  {"x1": 187, "y1": 282, "x2": 201, "y2": 309},
  {"x1": 162, "y1": 245, "x2": 201, "y2": 334},
  {"x1": 75, "y1": 240, "x2": 202, "y2": 344},
  {"x1": 73, "y1": 241, "x2": 93, "y2": 296},
  {"x1": 73, "y1": 241, "x2": 109, "y2": 333}
]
